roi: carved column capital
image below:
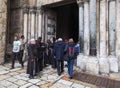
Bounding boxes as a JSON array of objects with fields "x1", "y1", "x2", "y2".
[
  {"x1": 107, "y1": 0, "x2": 115, "y2": 2},
  {"x1": 77, "y1": 0, "x2": 84, "y2": 6},
  {"x1": 23, "y1": 8, "x2": 29, "y2": 14}
]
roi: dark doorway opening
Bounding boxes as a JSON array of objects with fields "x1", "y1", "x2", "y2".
[{"x1": 52, "y1": 3, "x2": 79, "y2": 43}]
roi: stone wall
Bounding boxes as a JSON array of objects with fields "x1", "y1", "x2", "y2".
[
  {"x1": 37, "y1": 0, "x2": 63, "y2": 6},
  {"x1": 0, "y1": 0, "x2": 7, "y2": 64}
]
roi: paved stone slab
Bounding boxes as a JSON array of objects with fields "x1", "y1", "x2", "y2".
[
  {"x1": 40, "y1": 76, "x2": 48, "y2": 81},
  {"x1": 7, "y1": 77, "x2": 18, "y2": 82},
  {"x1": 0, "y1": 80, "x2": 13, "y2": 87},
  {"x1": 19, "y1": 73, "x2": 29, "y2": 77},
  {"x1": 8, "y1": 72, "x2": 19, "y2": 76},
  {"x1": 48, "y1": 75, "x2": 58, "y2": 80},
  {"x1": 58, "y1": 79, "x2": 73, "y2": 86},
  {"x1": 14, "y1": 80, "x2": 27, "y2": 86},
  {"x1": 20, "y1": 83, "x2": 33, "y2": 88},
  {"x1": 71, "y1": 83, "x2": 85, "y2": 88},
  {"x1": 36, "y1": 81, "x2": 48, "y2": 86},
  {"x1": 50, "y1": 83, "x2": 70, "y2": 88},
  {"x1": 40, "y1": 82, "x2": 53, "y2": 88},
  {"x1": 29, "y1": 85, "x2": 39, "y2": 88},
  {"x1": 8, "y1": 84, "x2": 19, "y2": 88},
  {"x1": 0, "y1": 70, "x2": 9, "y2": 75},
  {"x1": 0, "y1": 75, "x2": 11, "y2": 81},
  {"x1": 10, "y1": 68, "x2": 21, "y2": 72},
  {"x1": 28, "y1": 79, "x2": 41, "y2": 84}
]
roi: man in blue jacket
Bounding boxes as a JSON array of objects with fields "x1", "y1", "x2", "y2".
[{"x1": 54, "y1": 38, "x2": 66, "y2": 76}]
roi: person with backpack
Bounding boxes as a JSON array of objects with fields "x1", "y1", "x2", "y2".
[{"x1": 67, "y1": 38, "x2": 75, "y2": 79}]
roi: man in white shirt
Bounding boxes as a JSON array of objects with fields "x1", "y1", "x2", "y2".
[{"x1": 11, "y1": 35, "x2": 23, "y2": 69}]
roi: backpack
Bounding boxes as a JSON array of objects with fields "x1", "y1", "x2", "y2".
[{"x1": 68, "y1": 47, "x2": 75, "y2": 59}]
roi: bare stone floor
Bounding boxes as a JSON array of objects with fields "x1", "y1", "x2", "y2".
[{"x1": 0, "y1": 62, "x2": 96, "y2": 88}]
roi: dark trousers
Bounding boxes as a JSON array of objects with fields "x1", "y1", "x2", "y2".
[
  {"x1": 12, "y1": 52, "x2": 23, "y2": 68},
  {"x1": 56, "y1": 60, "x2": 64, "y2": 75},
  {"x1": 52, "y1": 58, "x2": 56, "y2": 68},
  {"x1": 20, "y1": 50, "x2": 24, "y2": 66},
  {"x1": 68, "y1": 59, "x2": 74, "y2": 77}
]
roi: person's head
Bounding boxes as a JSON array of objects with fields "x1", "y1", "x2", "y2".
[
  {"x1": 69, "y1": 38, "x2": 74, "y2": 43},
  {"x1": 14, "y1": 35, "x2": 18, "y2": 41},
  {"x1": 65, "y1": 39, "x2": 68, "y2": 43},
  {"x1": 21, "y1": 35, "x2": 24, "y2": 39},
  {"x1": 30, "y1": 38, "x2": 36, "y2": 44},
  {"x1": 38, "y1": 37, "x2": 42, "y2": 42},
  {"x1": 58, "y1": 38, "x2": 63, "y2": 42}
]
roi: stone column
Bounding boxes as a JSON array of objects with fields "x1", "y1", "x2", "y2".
[
  {"x1": 77, "y1": 0, "x2": 84, "y2": 53},
  {"x1": 27, "y1": 9, "x2": 31, "y2": 41},
  {"x1": 23, "y1": 9, "x2": 28, "y2": 41},
  {"x1": 100, "y1": 0, "x2": 107, "y2": 57},
  {"x1": 0, "y1": 0, "x2": 7, "y2": 63},
  {"x1": 116, "y1": 0, "x2": 120, "y2": 56},
  {"x1": 89, "y1": 0, "x2": 97, "y2": 55},
  {"x1": 109, "y1": 0, "x2": 116, "y2": 55},
  {"x1": 84, "y1": 0, "x2": 89, "y2": 55},
  {"x1": 38, "y1": 10, "x2": 42, "y2": 37},
  {"x1": 30, "y1": 10, "x2": 35, "y2": 38},
  {"x1": 35, "y1": 10, "x2": 38, "y2": 39}
]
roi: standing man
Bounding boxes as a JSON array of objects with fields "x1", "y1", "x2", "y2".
[
  {"x1": 54, "y1": 38, "x2": 66, "y2": 76},
  {"x1": 11, "y1": 35, "x2": 22, "y2": 69},
  {"x1": 27, "y1": 38, "x2": 38, "y2": 79},
  {"x1": 20, "y1": 35, "x2": 26, "y2": 68}
]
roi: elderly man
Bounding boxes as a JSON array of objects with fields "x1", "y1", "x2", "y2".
[{"x1": 54, "y1": 38, "x2": 66, "y2": 76}]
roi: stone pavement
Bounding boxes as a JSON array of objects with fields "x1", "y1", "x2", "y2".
[{"x1": 0, "y1": 62, "x2": 97, "y2": 88}]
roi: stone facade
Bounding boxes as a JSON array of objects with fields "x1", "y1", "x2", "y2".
[
  {"x1": 0, "y1": 0, "x2": 7, "y2": 64},
  {"x1": 77, "y1": 0, "x2": 120, "y2": 75}
]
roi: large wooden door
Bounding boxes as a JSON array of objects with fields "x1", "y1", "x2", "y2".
[{"x1": 44, "y1": 10, "x2": 57, "y2": 41}]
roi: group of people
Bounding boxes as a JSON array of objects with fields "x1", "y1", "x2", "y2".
[{"x1": 11, "y1": 35, "x2": 80, "y2": 79}]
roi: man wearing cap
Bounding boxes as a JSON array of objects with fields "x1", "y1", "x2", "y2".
[{"x1": 54, "y1": 38, "x2": 66, "y2": 76}]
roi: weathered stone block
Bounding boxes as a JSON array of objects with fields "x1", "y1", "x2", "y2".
[
  {"x1": 109, "y1": 57, "x2": 118, "y2": 73},
  {"x1": 86, "y1": 57, "x2": 99, "y2": 74},
  {"x1": 77, "y1": 54, "x2": 87, "y2": 71},
  {"x1": 99, "y1": 58, "x2": 109, "y2": 74}
]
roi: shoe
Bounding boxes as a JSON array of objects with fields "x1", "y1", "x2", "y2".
[
  {"x1": 58, "y1": 73, "x2": 61, "y2": 76},
  {"x1": 69, "y1": 77, "x2": 73, "y2": 79},
  {"x1": 10, "y1": 67, "x2": 14, "y2": 69},
  {"x1": 21, "y1": 65, "x2": 24, "y2": 69},
  {"x1": 61, "y1": 70, "x2": 64, "y2": 73},
  {"x1": 29, "y1": 75, "x2": 34, "y2": 79}
]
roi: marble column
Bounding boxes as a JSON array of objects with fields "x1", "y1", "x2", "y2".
[
  {"x1": 84, "y1": 0, "x2": 89, "y2": 55},
  {"x1": 38, "y1": 10, "x2": 42, "y2": 37},
  {"x1": 116, "y1": 0, "x2": 120, "y2": 56},
  {"x1": 27, "y1": 10, "x2": 31, "y2": 41},
  {"x1": 78, "y1": 1, "x2": 84, "y2": 53},
  {"x1": 35, "y1": 11, "x2": 38, "y2": 39},
  {"x1": 23, "y1": 10, "x2": 28, "y2": 41},
  {"x1": 30, "y1": 10, "x2": 35, "y2": 38},
  {"x1": 109, "y1": 0, "x2": 116, "y2": 55},
  {"x1": 89, "y1": 0, "x2": 97, "y2": 55},
  {"x1": 100, "y1": 0, "x2": 107, "y2": 57}
]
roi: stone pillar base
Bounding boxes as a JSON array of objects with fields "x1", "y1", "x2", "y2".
[{"x1": 77, "y1": 54, "x2": 119, "y2": 75}]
